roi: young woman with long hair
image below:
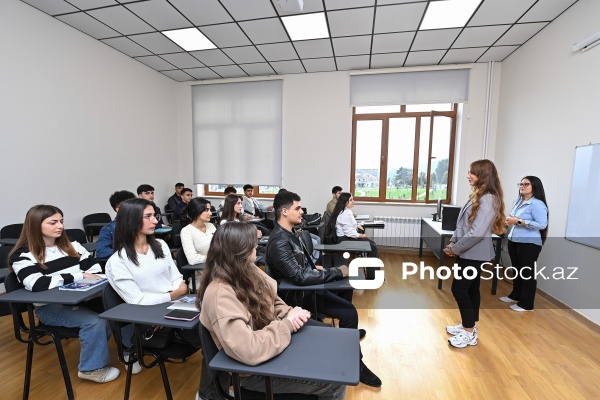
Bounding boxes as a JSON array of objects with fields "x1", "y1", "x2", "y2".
[
  {"x1": 9, "y1": 205, "x2": 120, "y2": 383},
  {"x1": 220, "y1": 193, "x2": 263, "y2": 238},
  {"x1": 443, "y1": 159, "x2": 506, "y2": 348},
  {"x1": 500, "y1": 176, "x2": 548, "y2": 311},
  {"x1": 196, "y1": 223, "x2": 345, "y2": 400},
  {"x1": 180, "y1": 197, "x2": 217, "y2": 265}
]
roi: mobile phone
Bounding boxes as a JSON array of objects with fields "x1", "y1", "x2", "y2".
[{"x1": 164, "y1": 309, "x2": 200, "y2": 321}]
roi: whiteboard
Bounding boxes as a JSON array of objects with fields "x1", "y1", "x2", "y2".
[{"x1": 565, "y1": 143, "x2": 600, "y2": 249}]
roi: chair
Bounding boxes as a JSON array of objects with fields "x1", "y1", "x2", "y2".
[
  {"x1": 199, "y1": 323, "x2": 317, "y2": 400},
  {"x1": 175, "y1": 247, "x2": 195, "y2": 291},
  {"x1": 0, "y1": 223, "x2": 23, "y2": 239},
  {"x1": 65, "y1": 228, "x2": 88, "y2": 244},
  {"x1": 4, "y1": 272, "x2": 81, "y2": 400},
  {"x1": 164, "y1": 204, "x2": 174, "y2": 224},
  {"x1": 0, "y1": 246, "x2": 12, "y2": 316},
  {"x1": 171, "y1": 221, "x2": 183, "y2": 249},
  {"x1": 82, "y1": 213, "x2": 111, "y2": 242},
  {"x1": 102, "y1": 284, "x2": 197, "y2": 400}
]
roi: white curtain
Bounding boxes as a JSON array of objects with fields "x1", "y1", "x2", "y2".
[
  {"x1": 191, "y1": 80, "x2": 283, "y2": 185},
  {"x1": 350, "y1": 69, "x2": 470, "y2": 106}
]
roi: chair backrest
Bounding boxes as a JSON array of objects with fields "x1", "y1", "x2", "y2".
[
  {"x1": 82, "y1": 213, "x2": 111, "y2": 225},
  {"x1": 198, "y1": 323, "x2": 221, "y2": 380},
  {"x1": 4, "y1": 272, "x2": 28, "y2": 321},
  {"x1": 175, "y1": 247, "x2": 188, "y2": 268},
  {"x1": 0, "y1": 245, "x2": 13, "y2": 270},
  {"x1": 319, "y1": 211, "x2": 330, "y2": 243},
  {"x1": 0, "y1": 223, "x2": 23, "y2": 239},
  {"x1": 65, "y1": 228, "x2": 88, "y2": 244}
]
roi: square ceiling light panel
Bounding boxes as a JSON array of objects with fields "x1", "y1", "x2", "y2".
[
  {"x1": 421, "y1": 0, "x2": 482, "y2": 30},
  {"x1": 282, "y1": 13, "x2": 329, "y2": 41},
  {"x1": 162, "y1": 28, "x2": 216, "y2": 51}
]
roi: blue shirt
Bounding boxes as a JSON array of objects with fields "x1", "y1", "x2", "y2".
[
  {"x1": 508, "y1": 196, "x2": 548, "y2": 246},
  {"x1": 96, "y1": 219, "x2": 116, "y2": 259}
]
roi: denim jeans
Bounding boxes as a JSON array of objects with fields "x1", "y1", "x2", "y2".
[
  {"x1": 35, "y1": 303, "x2": 112, "y2": 372},
  {"x1": 240, "y1": 375, "x2": 347, "y2": 400}
]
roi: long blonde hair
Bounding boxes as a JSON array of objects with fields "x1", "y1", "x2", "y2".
[{"x1": 468, "y1": 160, "x2": 506, "y2": 235}]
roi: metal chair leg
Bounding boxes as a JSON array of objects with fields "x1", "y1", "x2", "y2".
[
  {"x1": 23, "y1": 341, "x2": 34, "y2": 400},
  {"x1": 158, "y1": 361, "x2": 174, "y2": 400},
  {"x1": 54, "y1": 338, "x2": 75, "y2": 400}
]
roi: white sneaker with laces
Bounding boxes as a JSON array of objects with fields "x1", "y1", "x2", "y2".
[
  {"x1": 510, "y1": 304, "x2": 532, "y2": 312},
  {"x1": 446, "y1": 324, "x2": 477, "y2": 338},
  {"x1": 78, "y1": 366, "x2": 120, "y2": 383},
  {"x1": 124, "y1": 354, "x2": 142, "y2": 374},
  {"x1": 448, "y1": 328, "x2": 477, "y2": 348},
  {"x1": 499, "y1": 296, "x2": 517, "y2": 303}
]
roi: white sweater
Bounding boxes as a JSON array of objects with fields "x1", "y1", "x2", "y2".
[
  {"x1": 336, "y1": 208, "x2": 360, "y2": 238},
  {"x1": 106, "y1": 240, "x2": 183, "y2": 305},
  {"x1": 180, "y1": 222, "x2": 216, "y2": 265}
]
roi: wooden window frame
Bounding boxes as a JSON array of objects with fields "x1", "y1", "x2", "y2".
[{"x1": 203, "y1": 184, "x2": 279, "y2": 198}]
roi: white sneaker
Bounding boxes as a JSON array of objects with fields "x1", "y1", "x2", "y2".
[
  {"x1": 510, "y1": 304, "x2": 532, "y2": 312},
  {"x1": 124, "y1": 354, "x2": 142, "y2": 374},
  {"x1": 499, "y1": 296, "x2": 517, "y2": 303},
  {"x1": 446, "y1": 324, "x2": 477, "y2": 338},
  {"x1": 78, "y1": 366, "x2": 120, "y2": 383},
  {"x1": 448, "y1": 328, "x2": 477, "y2": 348}
]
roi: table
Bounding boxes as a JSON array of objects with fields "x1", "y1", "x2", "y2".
[
  {"x1": 210, "y1": 325, "x2": 359, "y2": 400},
  {"x1": 81, "y1": 241, "x2": 97, "y2": 253},
  {"x1": 419, "y1": 218, "x2": 502, "y2": 293},
  {"x1": 99, "y1": 302, "x2": 198, "y2": 330},
  {"x1": 314, "y1": 241, "x2": 371, "y2": 252},
  {"x1": 0, "y1": 281, "x2": 108, "y2": 305},
  {"x1": 355, "y1": 215, "x2": 370, "y2": 221},
  {"x1": 0, "y1": 238, "x2": 18, "y2": 245},
  {"x1": 181, "y1": 263, "x2": 205, "y2": 292}
]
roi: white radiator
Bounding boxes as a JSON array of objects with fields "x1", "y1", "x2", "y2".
[{"x1": 371, "y1": 216, "x2": 421, "y2": 248}]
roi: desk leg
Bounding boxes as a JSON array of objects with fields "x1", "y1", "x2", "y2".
[
  {"x1": 491, "y1": 238, "x2": 502, "y2": 295},
  {"x1": 438, "y1": 245, "x2": 445, "y2": 290},
  {"x1": 232, "y1": 373, "x2": 242, "y2": 400},
  {"x1": 419, "y1": 237, "x2": 424, "y2": 257},
  {"x1": 265, "y1": 376, "x2": 274, "y2": 400}
]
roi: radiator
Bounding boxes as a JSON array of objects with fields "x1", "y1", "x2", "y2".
[{"x1": 371, "y1": 216, "x2": 421, "y2": 248}]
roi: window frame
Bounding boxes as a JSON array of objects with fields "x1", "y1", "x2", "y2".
[
  {"x1": 203, "y1": 184, "x2": 279, "y2": 198},
  {"x1": 350, "y1": 104, "x2": 458, "y2": 204}
]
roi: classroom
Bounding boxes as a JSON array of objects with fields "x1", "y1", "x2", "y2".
[{"x1": 1, "y1": 0, "x2": 599, "y2": 399}]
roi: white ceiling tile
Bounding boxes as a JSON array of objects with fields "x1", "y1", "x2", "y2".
[
  {"x1": 404, "y1": 50, "x2": 445, "y2": 67},
  {"x1": 372, "y1": 32, "x2": 414, "y2": 53},
  {"x1": 332, "y1": 35, "x2": 371, "y2": 56},
  {"x1": 374, "y1": 3, "x2": 427, "y2": 34},
  {"x1": 303, "y1": 57, "x2": 337, "y2": 72},
  {"x1": 239, "y1": 63, "x2": 276, "y2": 76},
  {"x1": 495, "y1": 22, "x2": 547, "y2": 46},
  {"x1": 370, "y1": 52, "x2": 406, "y2": 68},
  {"x1": 160, "y1": 69, "x2": 194, "y2": 81},
  {"x1": 477, "y1": 46, "x2": 519, "y2": 62},
  {"x1": 519, "y1": 0, "x2": 577, "y2": 23},
  {"x1": 328, "y1": 8, "x2": 374, "y2": 37},
  {"x1": 88, "y1": 5, "x2": 154, "y2": 35},
  {"x1": 257, "y1": 43, "x2": 298, "y2": 61},
  {"x1": 293, "y1": 39, "x2": 334, "y2": 58},
  {"x1": 168, "y1": 0, "x2": 232, "y2": 25},
  {"x1": 411, "y1": 29, "x2": 461, "y2": 51},
  {"x1": 125, "y1": 0, "x2": 192, "y2": 31},
  {"x1": 129, "y1": 32, "x2": 182, "y2": 53},
  {"x1": 20, "y1": 0, "x2": 78, "y2": 15},
  {"x1": 211, "y1": 65, "x2": 248, "y2": 78},
  {"x1": 276, "y1": 0, "x2": 324, "y2": 15},
  {"x1": 68, "y1": 0, "x2": 118, "y2": 9},
  {"x1": 222, "y1": 46, "x2": 266, "y2": 64},
  {"x1": 189, "y1": 49, "x2": 233, "y2": 66},
  {"x1": 440, "y1": 47, "x2": 487, "y2": 64},
  {"x1": 239, "y1": 18, "x2": 289, "y2": 45},
  {"x1": 56, "y1": 12, "x2": 120, "y2": 39},
  {"x1": 184, "y1": 67, "x2": 221, "y2": 80},
  {"x1": 200, "y1": 23, "x2": 252, "y2": 48},
  {"x1": 453, "y1": 25, "x2": 511, "y2": 48},
  {"x1": 135, "y1": 55, "x2": 175, "y2": 70},
  {"x1": 325, "y1": 0, "x2": 375, "y2": 10},
  {"x1": 335, "y1": 55, "x2": 370, "y2": 70},
  {"x1": 468, "y1": 0, "x2": 537, "y2": 26},
  {"x1": 220, "y1": 0, "x2": 276, "y2": 20},
  {"x1": 270, "y1": 60, "x2": 305, "y2": 74},
  {"x1": 101, "y1": 36, "x2": 152, "y2": 57},
  {"x1": 160, "y1": 52, "x2": 204, "y2": 68}
]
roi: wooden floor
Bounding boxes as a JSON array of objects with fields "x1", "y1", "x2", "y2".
[{"x1": 1, "y1": 252, "x2": 600, "y2": 399}]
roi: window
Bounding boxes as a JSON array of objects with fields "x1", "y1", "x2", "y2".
[
  {"x1": 351, "y1": 104, "x2": 458, "y2": 203},
  {"x1": 204, "y1": 184, "x2": 280, "y2": 198}
]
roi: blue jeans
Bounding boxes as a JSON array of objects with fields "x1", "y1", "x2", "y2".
[
  {"x1": 35, "y1": 303, "x2": 112, "y2": 372},
  {"x1": 240, "y1": 375, "x2": 346, "y2": 400}
]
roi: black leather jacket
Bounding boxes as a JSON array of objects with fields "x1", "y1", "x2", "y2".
[{"x1": 266, "y1": 223, "x2": 344, "y2": 286}]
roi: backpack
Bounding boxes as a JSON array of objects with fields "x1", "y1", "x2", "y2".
[{"x1": 302, "y1": 213, "x2": 322, "y2": 226}]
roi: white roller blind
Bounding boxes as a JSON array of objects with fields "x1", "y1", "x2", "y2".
[
  {"x1": 350, "y1": 69, "x2": 470, "y2": 106},
  {"x1": 191, "y1": 80, "x2": 282, "y2": 185}
]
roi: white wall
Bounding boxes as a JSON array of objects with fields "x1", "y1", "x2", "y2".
[
  {"x1": 0, "y1": 0, "x2": 181, "y2": 228},
  {"x1": 494, "y1": 0, "x2": 600, "y2": 323}
]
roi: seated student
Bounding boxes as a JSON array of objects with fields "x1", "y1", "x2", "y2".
[
  {"x1": 137, "y1": 184, "x2": 164, "y2": 228},
  {"x1": 220, "y1": 194, "x2": 263, "y2": 239},
  {"x1": 167, "y1": 182, "x2": 184, "y2": 211},
  {"x1": 9, "y1": 205, "x2": 120, "y2": 383},
  {"x1": 97, "y1": 190, "x2": 136, "y2": 259},
  {"x1": 173, "y1": 187, "x2": 193, "y2": 221},
  {"x1": 241, "y1": 184, "x2": 274, "y2": 232},
  {"x1": 266, "y1": 191, "x2": 381, "y2": 387},
  {"x1": 218, "y1": 186, "x2": 237, "y2": 217},
  {"x1": 327, "y1": 192, "x2": 379, "y2": 279},
  {"x1": 326, "y1": 186, "x2": 342, "y2": 217},
  {"x1": 197, "y1": 223, "x2": 346, "y2": 400}
]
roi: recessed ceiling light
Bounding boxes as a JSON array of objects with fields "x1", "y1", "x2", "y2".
[
  {"x1": 281, "y1": 12, "x2": 329, "y2": 41},
  {"x1": 421, "y1": 0, "x2": 482, "y2": 30},
  {"x1": 162, "y1": 28, "x2": 216, "y2": 51}
]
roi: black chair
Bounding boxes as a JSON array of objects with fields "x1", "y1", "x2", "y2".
[
  {"x1": 0, "y1": 223, "x2": 23, "y2": 239},
  {"x1": 171, "y1": 221, "x2": 183, "y2": 249},
  {"x1": 199, "y1": 323, "x2": 316, "y2": 400},
  {"x1": 82, "y1": 213, "x2": 111, "y2": 242},
  {"x1": 4, "y1": 272, "x2": 81, "y2": 400},
  {"x1": 164, "y1": 204, "x2": 174, "y2": 224},
  {"x1": 175, "y1": 247, "x2": 196, "y2": 292},
  {"x1": 102, "y1": 284, "x2": 197, "y2": 400},
  {"x1": 0, "y1": 246, "x2": 12, "y2": 316},
  {"x1": 65, "y1": 228, "x2": 88, "y2": 244}
]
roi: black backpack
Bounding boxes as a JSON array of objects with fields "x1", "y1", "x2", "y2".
[{"x1": 302, "y1": 213, "x2": 322, "y2": 226}]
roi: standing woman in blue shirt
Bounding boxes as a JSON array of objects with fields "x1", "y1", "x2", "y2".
[{"x1": 500, "y1": 176, "x2": 548, "y2": 311}]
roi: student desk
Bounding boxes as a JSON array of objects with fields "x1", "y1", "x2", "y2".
[
  {"x1": 419, "y1": 217, "x2": 502, "y2": 294},
  {"x1": 314, "y1": 241, "x2": 371, "y2": 253},
  {"x1": 99, "y1": 302, "x2": 198, "y2": 331},
  {"x1": 0, "y1": 280, "x2": 107, "y2": 305},
  {"x1": 0, "y1": 238, "x2": 18, "y2": 245},
  {"x1": 210, "y1": 325, "x2": 360, "y2": 400}
]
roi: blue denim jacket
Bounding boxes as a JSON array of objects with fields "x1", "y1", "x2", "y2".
[
  {"x1": 96, "y1": 220, "x2": 116, "y2": 259},
  {"x1": 508, "y1": 197, "x2": 548, "y2": 246}
]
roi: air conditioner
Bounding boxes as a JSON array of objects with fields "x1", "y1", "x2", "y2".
[
  {"x1": 572, "y1": 30, "x2": 600, "y2": 53},
  {"x1": 274, "y1": 0, "x2": 304, "y2": 13}
]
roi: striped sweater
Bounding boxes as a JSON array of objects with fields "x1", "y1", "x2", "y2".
[{"x1": 10, "y1": 241, "x2": 101, "y2": 292}]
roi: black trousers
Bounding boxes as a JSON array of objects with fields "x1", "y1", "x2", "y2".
[
  {"x1": 507, "y1": 240, "x2": 542, "y2": 310},
  {"x1": 451, "y1": 257, "x2": 485, "y2": 329}
]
